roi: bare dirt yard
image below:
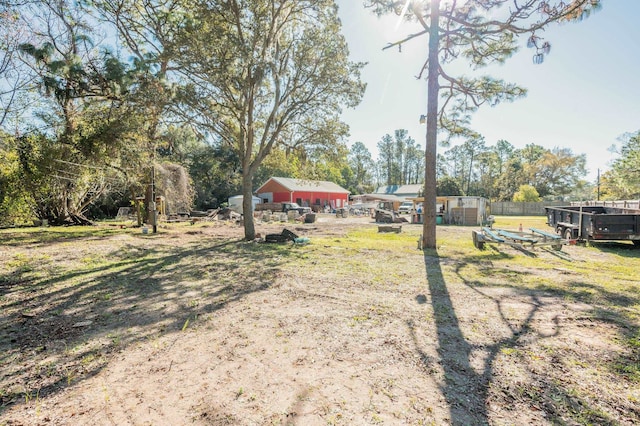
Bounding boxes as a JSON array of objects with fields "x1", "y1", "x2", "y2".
[{"x1": 1, "y1": 214, "x2": 639, "y2": 425}]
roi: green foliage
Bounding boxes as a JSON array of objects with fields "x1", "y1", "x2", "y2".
[
  {"x1": 254, "y1": 141, "x2": 352, "y2": 190},
  {"x1": 297, "y1": 139, "x2": 351, "y2": 186},
  {"x1": 528, "y1": 147, "x2": 587, "y2": 198},
  {"x1": 601, "y1": 131, "x2": 640, "y2": 199},
  {"x1": 439, "y1": 140, "x2": 586, "y2": 201},
  {"x1": 495, "y1": 158, "x2": 525, "y2": 201},
  {"x1": 174, "y1": 0, "x2": 365, "y2": 239},
  {"x1": 154, "y1": 126, "x2": 234, "y2": 210},
  {"x1": 512, "y1": 184, "x2": 541, "y2": 202},
  {"x1": 442, "y1": 137, "x2": 487, "y2": 195},
  {"x1": 14, "y1": 131, "x2": 130, "y2": 224},
  {"x1": 1, "y1": 0, "x2": 602, "y2": 229},
  {"x1": 1, "y1": 0, "x2": 201, "y2": 222},
  {"x1": 192, "y1": 144, "x2": 240, "y2": 210},
  {"x1": 436, "y1": 176, "x2": 462, "y2": 196},
  {"x1": 0, "y1": 133, "x2": 32, "y2": 226},
  {"x1": 18, "y1": 40, "x2": 133, "y2": 111},
  {"x1": 346, "y1": 142, "x2": 376, "y2": 194},
  {"x1": 377, "y1": 133, "x2": 394, "y2": 186},
  {"x1": 376, "y1": 129, "x2": 423, "y2": 186},
  {"x1": 0, "y1": 0, "x2": 366, "y2": 223},
  {"x1": 254, "y1": 148, "x2": 299, "y2": 187},
  {"x1": 15, "y1": 132, "x2": 65, "y2": 222}
]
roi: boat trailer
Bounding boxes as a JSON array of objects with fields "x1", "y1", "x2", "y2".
[{"x1": 472, "y1": 227, "x2": 569, "y2": 251}]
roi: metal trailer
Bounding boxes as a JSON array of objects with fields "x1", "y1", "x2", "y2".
[
  {"x1": 545, "y1": 205, "x2": 640, "y2": 247},
  {"x1": 472, "y1": 227, "x2": 565, "y2": 251}
]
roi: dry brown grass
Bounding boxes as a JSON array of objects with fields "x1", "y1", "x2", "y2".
[{"x1": 1, "y1": 215, "x2": 638, "y2": 425}]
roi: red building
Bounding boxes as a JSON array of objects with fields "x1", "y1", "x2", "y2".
[{"x1": 255, "y1": 177, "x2": 350, "y2": 211}]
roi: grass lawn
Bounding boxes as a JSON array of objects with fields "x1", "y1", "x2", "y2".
[{"x1": 1, "y1": 217, "x2": 638, "y2": 424}]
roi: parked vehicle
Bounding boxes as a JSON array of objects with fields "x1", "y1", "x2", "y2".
[
  {"x1": 227, "y1": 195, "x2": 261, "y2": 215},
  {"x1": 348, "y1": 202, "x2": 375, "y2": 216},
  {"x1": 375, "y1": 209, "x2": 394, "y2": 223},
  {"x1": 545, "y1": 205, "x2": 640, "y2": 246},
  {"x1": 281, "y1": 202, "x2": 312, "y2": 215},
  {"x1": 255, "y1": 202, "x2": 312, "y2": 215},
  {"x1": 398, "y1": 201, "x2": 414, "y2": 214}
]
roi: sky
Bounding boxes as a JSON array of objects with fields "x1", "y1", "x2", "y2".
[{"x1": 336, "y1": 1, "x2": 640, "y2": 182}]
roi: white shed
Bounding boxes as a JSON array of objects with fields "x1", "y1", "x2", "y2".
[
  {"x1": 410, "y1": 196, "x2": 490, "y2": 225},
  {"x1": 442, "y1": 196, "x2": 489, "y2": 225},
  {"x1": 228, "y1": 195, "x2": 261, "y2": 215}
]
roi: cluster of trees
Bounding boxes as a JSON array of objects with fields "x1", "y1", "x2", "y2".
[
  {"x1": 1, "y1": 0, "x2": 637, "y2": 243},
  {"x1": 345, "y1": 130, "x2": 425, "y2": 194},
  {"x1": 601, "y1": 131, "x2": 640, "y2": 199},
  {"x1": 345, "y1": 131, "x2": 592, "y2": 203},
  {"x1": 376, "y1": 129, "x2": 424, "y2": 186},
  {"x1": 0, "y1": 0, "x2": 365, "y2": 239},
  {"x1": 437, "y1": 139, "x2": 589, "y2": 202}
]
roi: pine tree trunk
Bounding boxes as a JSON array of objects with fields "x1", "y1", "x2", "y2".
[{"x1": 422, "y1": 0, "x2": 440, "y2": 250}]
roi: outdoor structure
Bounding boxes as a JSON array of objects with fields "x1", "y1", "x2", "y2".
[
  {"x1": 411, "y1": 196, "x2": 490, "y2": 226},
  {"x1": 228, "y1": 195, "x2": 262, "y2": 215},
  {"x1": 375, "y1": 184, "x2": 422, "y2": 200},
  {"x1": 356, "y1": 193, "x2": 406, "y2": 212},
  {"x1": 255, "y1": 177, "x2": 350, "y2": 212},
  {"x1": 357, "y1": 193, "x2": 489, "y2": 225}
]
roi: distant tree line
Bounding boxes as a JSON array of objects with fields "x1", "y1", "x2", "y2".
[
  {"x1": 0, "y1": 1, "x2": 637, "y2": 230},
  {"x1": 344, "y1": 131, "x2": 597, "y2": 203},
  {"x1": 600, "y1": 132, "x2": 640, "y2": 199}
]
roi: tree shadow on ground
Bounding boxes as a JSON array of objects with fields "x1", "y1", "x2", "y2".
[
  {"x1": 0, "y1": 227, "x2": 124, "y2": 248},
  {"x1": 413, "y1": 249, "x2": 637, "y2": 425},
  {"x1": 412, "y1": 251, "x2": 534, "y2": 425},
  {"x1": 0, "y1": 235, "x2": 298, "y2": 413}
]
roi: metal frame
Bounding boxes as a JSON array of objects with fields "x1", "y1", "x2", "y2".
[{"x1": 472, "y1": 227, "x2": 567, "y2": 251}]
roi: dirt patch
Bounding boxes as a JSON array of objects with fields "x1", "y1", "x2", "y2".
[{"x1": 1, "y1": 215, "x2": 638, "y2": 425}]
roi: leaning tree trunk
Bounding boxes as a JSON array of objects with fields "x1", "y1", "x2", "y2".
[{"x1": 69, "y1": 212, "x2": 95, "y2": 226}]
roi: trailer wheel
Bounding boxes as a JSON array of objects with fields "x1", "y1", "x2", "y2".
[{"x1": 563, "y1": 228, "x2": 573, "y2": 240}]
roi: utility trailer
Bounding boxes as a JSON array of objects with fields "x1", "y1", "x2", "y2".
[
  {"x1": 472, "y1": 227, "x2": 565, "y2": 251},
  {"x1": 545, "y1": 205, "x2": 640, "y2": 247}
]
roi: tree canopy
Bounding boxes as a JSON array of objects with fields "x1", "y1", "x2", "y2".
[
  {"x1": 174, "y1": 0, "x2": 365, "y2": 239},
  {"x1": 512, "y1": 184, "x2": 541, "y2": 202},
  {"x1": 601, "y1": 131, "x2": 640, "y2": 199},
  {"x1": 0, "y1": 0, "x2": 609, "y2": 230},
  {"x1": 0, "y1": 0, "x2": 364, "y2": 231}
]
